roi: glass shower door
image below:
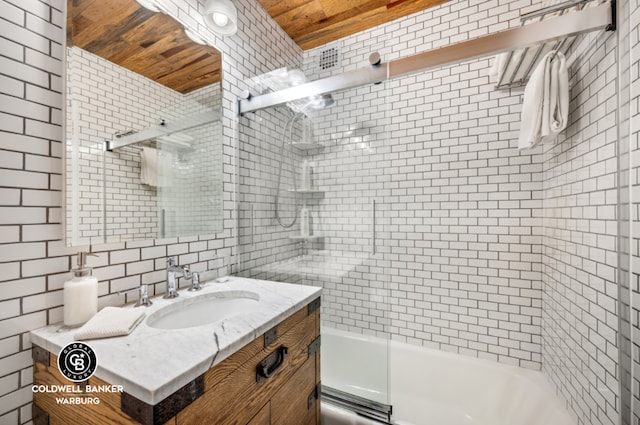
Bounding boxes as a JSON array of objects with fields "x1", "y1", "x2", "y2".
[{"x1": 236, "y1": 76, "x2": 392, "y2": 417}]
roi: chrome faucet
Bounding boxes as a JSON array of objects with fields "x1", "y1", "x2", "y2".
[
  {"x1": 135, "y1": 283, "x2": 153, "y2": 307},
  {"x1": 165, "y1": 257, "x2": 190, "y2": 299},
  {"x1": 188, "y1": 271, "x2": 202, "y2": 291}
]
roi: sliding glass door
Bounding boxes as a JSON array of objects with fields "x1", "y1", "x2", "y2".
[{"x1": 236, "y1": 76, "x2": 392, "y2": 412}]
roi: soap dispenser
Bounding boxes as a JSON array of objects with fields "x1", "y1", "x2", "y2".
[
  {"x1": 301, "y1": 160, "x2": 313, "y2": 191},
  {"x1": 64, "y1": 252, "x2": 98, "y2": 327}
]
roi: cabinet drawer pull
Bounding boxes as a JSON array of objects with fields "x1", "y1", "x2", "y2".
[{"x1": 256, "y1": 346, "x2": 288, "y2": 382}]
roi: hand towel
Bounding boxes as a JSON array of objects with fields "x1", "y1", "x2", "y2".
[
  {"x1": 140, "y1": 147, "x2": 173, "y2": 187},
  {"x1": 74, "y1": 306, "x2": 145, "y2": 341},
  {"x1": 140, "y1": 146, "x2": 158, "y2": 187},
  {"x1": 518, "y1": 50, "x2": 568, "y2": 150}
]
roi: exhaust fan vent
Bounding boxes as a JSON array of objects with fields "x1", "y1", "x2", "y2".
[{"x1": 317, "y1": 44, "x2": 340, "y2": 71}]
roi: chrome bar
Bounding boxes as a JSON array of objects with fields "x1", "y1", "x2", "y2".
[
  {"x1": 250, "y1": 203, "x2": 255, "y2": 247},
  {"x1": 106, "y1": 111, "x2": 219, "y2": 151},
  {"x1": 507, "y1": 46, "x2": 531, "y2": 86},
  {"x1": 160, "y1": 208, "x2": 165, "y2": 238},
  {"x1": 520, "y1": 0, "x2": 595, "y2": 22},
  {"x1": 322, "y1": 385, "x2": 392, "y2": 424},
  {"x1": 388, "y1": 2, "x2": 611, "y2": 79},
  {"x1": 238, "y1": 2, "x2": 612, "y2": 114},
  {"x1": 371, "y1": 199, "x2": 376, "y2": 255},
  {"x1": 513, "y1": 43, "x2": 546, "y2": 86},
  {"x1": 239, "y1": 65, "x2": 387, "y2": 115},
  {"x1": 494, "y1": 50, "x2": 514, "y2": 88}
]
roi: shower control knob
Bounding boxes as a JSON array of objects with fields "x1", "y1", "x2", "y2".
[{"x1": 369, "y1": 52, "x2": 381, "y2": 67}]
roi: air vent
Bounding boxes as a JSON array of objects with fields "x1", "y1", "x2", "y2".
[{"x1": 317, "y1": 44, "x2": 340, "y2": 71}]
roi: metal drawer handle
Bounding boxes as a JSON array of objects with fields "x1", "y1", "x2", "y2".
[{"x1": 256, "y1": 346, "x2": 288, "y2": 382}]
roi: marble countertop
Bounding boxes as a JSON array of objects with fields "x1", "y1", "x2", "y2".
[{"x1": 30, "y1": 277, "x2": 321, "y2": 405}]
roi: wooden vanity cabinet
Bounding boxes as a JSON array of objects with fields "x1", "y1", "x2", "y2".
[{"x1": 32, "y1": 298, "x2": 321, "y2": 425}]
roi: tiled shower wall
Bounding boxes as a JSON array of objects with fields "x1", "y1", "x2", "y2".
[
  {"x1": 299, "y1": 1, "x2": 621, "y2": 424},
  {"x1": 540, "y1": 28, "x2": 619, "y2": 425},
  {"x1": 0, "y1": 0, "x2": 301, "y2": 423},
  {"x1": 301, "y1": 0, "x2": 550, "y2": 368},
  {"x1": 236, "y1": 105, "x2": 306, "y2": 281},
  {"x1": 629, "y1": 0, "x2": 640, "y2": 422}
]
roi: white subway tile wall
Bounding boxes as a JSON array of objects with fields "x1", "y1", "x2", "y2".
[
  {"x1": 66, "y1": 46, "x2": 181, "y2": 243},
  {"x1": 1, "y1": 1, "x2": 638, "y2": 425},
  {"x1": 0, "y1": 0, "x2": 301, "y2": 422},
  {"x1": 65, "y1": 47, "x2": 223, "y2": 244},
  {"x1": 290, "y1": 0, "x2": 545, "y2": 367},
  {"x1": 296, "y1": 2, "x2": 623, "y2": 425},
  {"x1": 629, "y1": 0, "x2": 640, "y2": 423},
  {"x1": 541, "y1": 29, "x2": 620, "y2": 425}
]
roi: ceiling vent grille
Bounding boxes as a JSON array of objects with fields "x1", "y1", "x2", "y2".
[{"x1": 317, "y1": 44, "x2": 340, "y2": 71}]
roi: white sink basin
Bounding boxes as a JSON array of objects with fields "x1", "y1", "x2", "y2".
[{"x1": 146, "y1": 290, "x2": 260, "y2": 330}]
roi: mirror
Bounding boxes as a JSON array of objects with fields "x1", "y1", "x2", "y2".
[{"x1": 65, "y1": 0, "x2": 223, "y2": 246}]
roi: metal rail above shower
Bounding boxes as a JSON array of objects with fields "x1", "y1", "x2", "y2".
[
  {"x1": 494, "y1": 0, "x2": 613, "y2": 89},
  {"x1": 105, "y1": 110, "x2": 219, "y2": 151},
  {"x1": 238, "y1": 0, "x2": 615, "y2": 115}
]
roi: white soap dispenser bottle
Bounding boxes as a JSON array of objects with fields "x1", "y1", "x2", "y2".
[
  {"x1": 301, "y1": 160, "x2": 313, "y2": 191},
  {"x1": 64, "y1": 252, "x2": 98, "y2": 327}
]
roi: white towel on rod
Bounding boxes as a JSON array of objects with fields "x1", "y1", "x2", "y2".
[
  {"x1": 140, "y1": 147, "x2": 173, "y2": 187},
  {"x1": 518, "y1": 50, "x2": 569, "y2": 150},
  {"x1": 74, "y1": 306, "x2": 145, "y2": 340},
  {"x1": 140, "y1": 146, "x2": 158, "y2": 186}
]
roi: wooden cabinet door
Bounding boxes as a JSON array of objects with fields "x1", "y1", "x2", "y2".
[
  {"x1": 270, "y1": 354, "x2": 318, "y2": 425},
  {"x1": 247, "y1": 402, "x2": 270, "y2": 425}
]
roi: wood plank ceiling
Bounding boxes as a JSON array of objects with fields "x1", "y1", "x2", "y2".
[
  {"x1": 257, "y1": 0, "x2": 450, "y2": 50},
  {"x1": 67, "y1": 0, "x2": 446, "y2": 93},
  {"x1": 68, "y1": 0, "x2": 222, "y2": 94}
]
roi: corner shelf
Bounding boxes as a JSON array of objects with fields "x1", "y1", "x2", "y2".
[
  {"x1": 290, "y1": 142, "x2": 324, "y2": 151},
  {"x1": 287, "y1": 189, "x2": 324, "y2": 195},
  {"x1": 289, "y1": 235, "x2": 324, "y2": 241}
]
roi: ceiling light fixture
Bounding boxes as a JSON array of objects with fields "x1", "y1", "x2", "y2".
[
  {"x1": 135, "y1": 0, "x2": 162, "y2": 12},
  {"x1": 204, "y1": 0, "x2": 238, "y2": 36}
]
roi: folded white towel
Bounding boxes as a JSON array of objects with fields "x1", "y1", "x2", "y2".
[
  {"x1": 75, "y1": 306, "x2": 145, "y2": 341},
  {"x1": 518, "y1": 51, "x2": 568, "y2": 150},
  {"x1": 140, "y1": 146, "x2": 158, "y2": 187},
  {"x1": 140, "y1": 147, "x2": 173, "y2": 187}
]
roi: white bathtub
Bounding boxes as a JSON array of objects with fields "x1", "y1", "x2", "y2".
[{"x1": 321, "y1": 327, "x2": 576, "y2": 425}]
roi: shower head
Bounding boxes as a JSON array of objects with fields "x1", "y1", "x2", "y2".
[{"x1": 306, "y1": 94, "x2": 335, "y2": 110}]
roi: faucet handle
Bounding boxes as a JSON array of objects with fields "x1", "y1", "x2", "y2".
[
  {"x1": 167, "y1": 256, "x2": 176, "y2": 267},
  {"x1": 188, "y1": 272, "x2": 202, "y2": 291},
  {"x1": 135, "y1": 283, "x2": 153, "y2": 307}
]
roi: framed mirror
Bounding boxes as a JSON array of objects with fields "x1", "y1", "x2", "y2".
[{"x1": 65, "y1": 0, "x2": 224, "y2": 246}]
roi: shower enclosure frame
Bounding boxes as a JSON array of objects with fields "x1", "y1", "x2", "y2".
[
  {"x1": 234, "y1": 1, "x2": 630, "y2": 423},
  {"x1": 238, "y1": 1, "x2": 615, "y2": 115}
]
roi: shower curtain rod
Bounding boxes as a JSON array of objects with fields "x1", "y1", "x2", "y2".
[{"x1": 238, "y1": 1, "x2": 614, "y2": 115}]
